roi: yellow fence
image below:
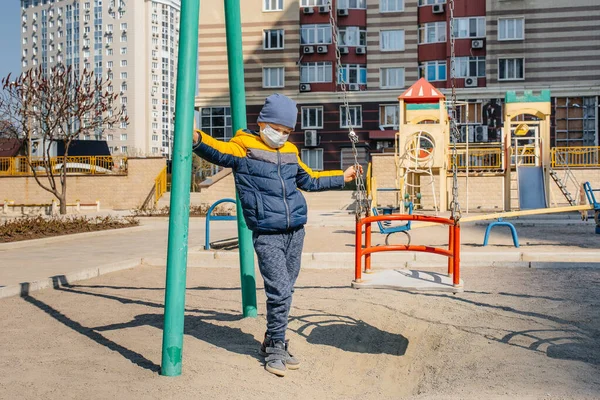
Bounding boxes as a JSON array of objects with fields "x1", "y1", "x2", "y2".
[
  {"x1": 449, "y1": 145, "x2": 503, "y2": 171},
  {"x1": 551, "y1": 147, "x2": 600, "y2": 168},
  {"x1": 0, "y1": 156, "x2": 128, "y2": 176},
  {"x1": 510, "y1": 146, "x2": 537, "y2": 166},
  {"x1": 154, "y1": 166, "x2": 168, "y2": 206}
]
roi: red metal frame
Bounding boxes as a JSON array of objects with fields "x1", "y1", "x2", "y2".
[{"x1": 355, "y1": 214, "x2": 461, "y2": 287}]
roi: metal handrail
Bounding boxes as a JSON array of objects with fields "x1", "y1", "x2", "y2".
[
  {"x1": 154, "y1": 165, "x2": 168, "y2": 206},
  {"x1": 0, "y1": 156, "x2": 128, "y2": 176},
  {"x1": 448, "y1": 144, "x2": 503, "y2": 171},
  {"x1": 551, "y1": 147, "x2": 600, "y2": 168}
]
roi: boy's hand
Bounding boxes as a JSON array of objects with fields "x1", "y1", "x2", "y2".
[
  {"x1": 343, "y1": 165, "x2": 363, "y2": 183},
  {"x1": 192, "y1": 118, "x2": 200, "y2": 144}
]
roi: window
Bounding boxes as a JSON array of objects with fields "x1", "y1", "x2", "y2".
[
  {"x1": 121, "y1": 60, "x2": 127, "y2": 67},
  {"x1": 338, "y1": 27, "x2": 367, "y2": 47},
  {"x1": 263, "y1": 67, "x2": 284, "y2": 88},
  {"x1": 300, "y1": 24, "x2": 332, "y2": 44},
  {"x1": 300, "y1": 62, "x2": 332, "y2": 83},
  {"x1": 498, "y1": 58, "x2": 524, "y2": 80},
  {"x1": 120, "y1": 133, "x2": 128, "y2": 140},
  {"x1": 338, "y1": 0, "x2": 366, "y2": 9},
  {"x1": 301, "y1": 148, "x2": 324, "y2": 171},
  {"x1": 498, "y1": 18, "x2": 524, "y2": 41},
  {"x1": 380, "y1": 30, "x2": 405, "y2": 51},
  {"x1": 418, "y1": 60, "x2": 447, "y2": 81},
  {"x1": 107, "y1": 61, "x2": 113, "y2": 68},
  {"x1": 121, "y1": 72, "x2": 127, "y2": 79},
  {"x1": 340, "y1": 105, "x2": 362, "y2": 128},
  {"x1": 263, "y1": 29, "x2": 284, "y2": 50},
  {"x1": 452, "y1": 17, "x2": 486, "y2": 38},
  {"x1": 121, "y1": 146, "x2": 128, "y2": 153},
  {"x1": 263, "y1": 0, "x2": 283, "y2": 11},
  {"x1": 106, "y1": 48, "x2": 113, "y2": 56},
  {"x1": 418, "y1": 0, "x2": 445, "y2": 5},
  {"x1": 121, "y1": 47, "x2": 127, "y2": 55},
  {"x1": 120, "y1": 34, "x2": 127, "y2": 42},
  {"x1": 380, "y1": 67, "x2": 405, "y2": 89},
  {"x1": 338, "y1": 64, "x2": 367, "y2": 84},
  {"x1": 200, "y1": 107, "x2": 233, "y2": 140},
  {"x1": 120, "y1": 121, "x2": 127, "y2": 129},
  {"x1": 300, "y1": 0, "x2": 327, "y2": 5},
  {"x1": 301, "y1": 107, "x2": 324, "y2": 129},
  {"x1": 121, "y1": 97, "x2": 127, "y2": 104},
  {"x1": 418, "y1": 22, "x2": 446, "y2": 44},
  {"x1": 107, "y1": 134, "x2": 114, "y2": 141},
  {"x1": 379, "y1": 104, "x2": 399, "y2": 127},
  {"x1": 380, "y1": 0, "x2": 403, "y2": 12},
  {"x1": 152, "y1": 134, "x2": 159, "y2": 141},
  {"x1": 120, "y1": 23, "x2": 127, "y2": 30},
  {"x1": 452, "y1": 56, "x2": 486, "y2": 78}
]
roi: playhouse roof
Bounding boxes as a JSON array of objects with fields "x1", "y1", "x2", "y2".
[{"x1": 399, "y1": 78, "x2": 445, "y2": 103}]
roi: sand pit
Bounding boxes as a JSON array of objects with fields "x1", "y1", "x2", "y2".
[{"x1": 1, "y1": 266, "x2": 599, "y2": 399}]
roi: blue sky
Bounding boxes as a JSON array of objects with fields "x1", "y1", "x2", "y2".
[{"x1": 0, "y1": 1, "x2": 22, "y2": 80}]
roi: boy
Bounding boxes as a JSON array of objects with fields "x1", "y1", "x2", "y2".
[{"x1": 192, "y1": 93, "x2": 360, "y2": 377}]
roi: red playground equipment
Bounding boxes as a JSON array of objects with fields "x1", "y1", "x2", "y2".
[{"x1": 352, "y1": 214, "x2": 462, "y2": 293}]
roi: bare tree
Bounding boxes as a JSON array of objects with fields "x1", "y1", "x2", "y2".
[{"x1": 0, "y1": 65, "x2": 126, "y2": 214}]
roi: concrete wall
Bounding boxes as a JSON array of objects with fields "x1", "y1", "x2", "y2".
[
  {"x1": 0, "y1": 158, "x2": 166, "y2": 210},
  {"x1": 371, "y1": 153, "x2": 600, "y2": 211}
]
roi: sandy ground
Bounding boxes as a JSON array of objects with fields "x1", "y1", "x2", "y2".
[{"x1": 1, "y1": 265, "x2": 599, "y2": 400}]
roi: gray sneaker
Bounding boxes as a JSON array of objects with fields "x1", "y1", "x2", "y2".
[
  {"x1": 259, "y1": 333, "x2": 300, "y2": 370},
  {"x1": 264, "y1": 340, "x2": 287, "y2": 377}
]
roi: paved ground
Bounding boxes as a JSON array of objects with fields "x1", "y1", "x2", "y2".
[{"x1": 1, "y1": 210, "x2": 599, "y2": 292}]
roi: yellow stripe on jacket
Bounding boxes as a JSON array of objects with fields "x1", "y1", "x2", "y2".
[{"x1": 297, "y1": 157, "x2": 343, "y2": 179}]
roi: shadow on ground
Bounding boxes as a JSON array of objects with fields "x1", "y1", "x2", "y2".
[{"x1": 19, "y1": 277, "x2": 409, "y2": 374}]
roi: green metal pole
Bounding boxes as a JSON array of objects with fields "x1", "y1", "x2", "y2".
[
  {"x1": 160, "y1": 0, "x2": 200, "y2": 377},
  {"x1": 224, "y1": 0, "x2": 258, "y2": 318}
]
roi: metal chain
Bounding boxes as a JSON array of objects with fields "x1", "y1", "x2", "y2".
[
  {"x1": 448, "y1": 0, "x2": 462, "y2": 222},
  {"x1": 328, "y1": 1, "x2": 369, "y2": 220}
]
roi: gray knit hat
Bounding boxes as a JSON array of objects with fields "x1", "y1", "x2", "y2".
[{"x1": 257, "y1": 94, "x2": 298, "y2": 129}]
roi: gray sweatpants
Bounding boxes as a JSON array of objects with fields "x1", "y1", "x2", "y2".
[{"x1": 252, "y1": 226, "x2": 305, "y2": 342}]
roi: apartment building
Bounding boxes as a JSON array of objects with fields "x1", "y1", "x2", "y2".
[
  {"x1": 20, "y1": 0, "x2": 181, "y2": 158},
  {"x1": 197, "y1": 0, "x2": 599, "y2": 171}
]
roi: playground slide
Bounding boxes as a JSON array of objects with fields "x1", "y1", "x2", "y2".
[{"x1": 517, "y1": 166, "x2": 548, "y2": 210}]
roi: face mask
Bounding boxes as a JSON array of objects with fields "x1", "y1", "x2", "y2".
[{"x1": 260, "y1": 124, "x2": 289, "y2": 149}]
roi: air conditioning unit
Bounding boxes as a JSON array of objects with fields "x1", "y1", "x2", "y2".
[
  {"x1": 303, "y1": 45, "x2": 315, "y2": 54},
  {"x1": 317, "y1": 45, "x2": 328, "y2": 54},
  {"x1": 318, "y1": 5, "x2": 330, "y2": 13},
  {"x1": 459, "y1": 125, "x2": 471, "y2": 143},
  {"x1": 355, "y1": 46, "x2": 366, "y2": 55},
  {"x1": 302, "y1": 7, "x2": 314, "y2": 14},
  {"x1": 337, "y1": 8, "x2": 349, "y2": 16},
  {"x1": 299, "y1": 83, "x2": 312, "y2": 92},
  {"x1": 432, "y1": 4, "x2": 444, "y2": 13},
  {"x1": 464, "y1": 77, "x2": 478, "y2": 87},
  {"x1": 474, "y1": 125, "x2": 488, "y2": 142},
  {"x1": 471, "y1": 39, "x2": 484, "y2": 49},
  {"x1": 304, "y1": 130, "x2": 318, "y2": 147},
  {"x1": 348, "y1": 83, "x2": 360, "y2": 91},
  {"x1": 339, "y1": 47, "x2": 349, "y2": 54}
]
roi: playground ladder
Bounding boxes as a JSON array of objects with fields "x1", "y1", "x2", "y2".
[{"x1": 549, "y1": 150, "x2": 580, "y2": 206}]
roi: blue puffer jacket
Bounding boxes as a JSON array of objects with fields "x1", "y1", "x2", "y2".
[{"x1": 193, "y1": 129, "x2": 345, "y2": 233}]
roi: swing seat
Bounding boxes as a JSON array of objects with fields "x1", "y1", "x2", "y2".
[{"x1": 372, "y1": 202, "x2": 414, "y2": 246}]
